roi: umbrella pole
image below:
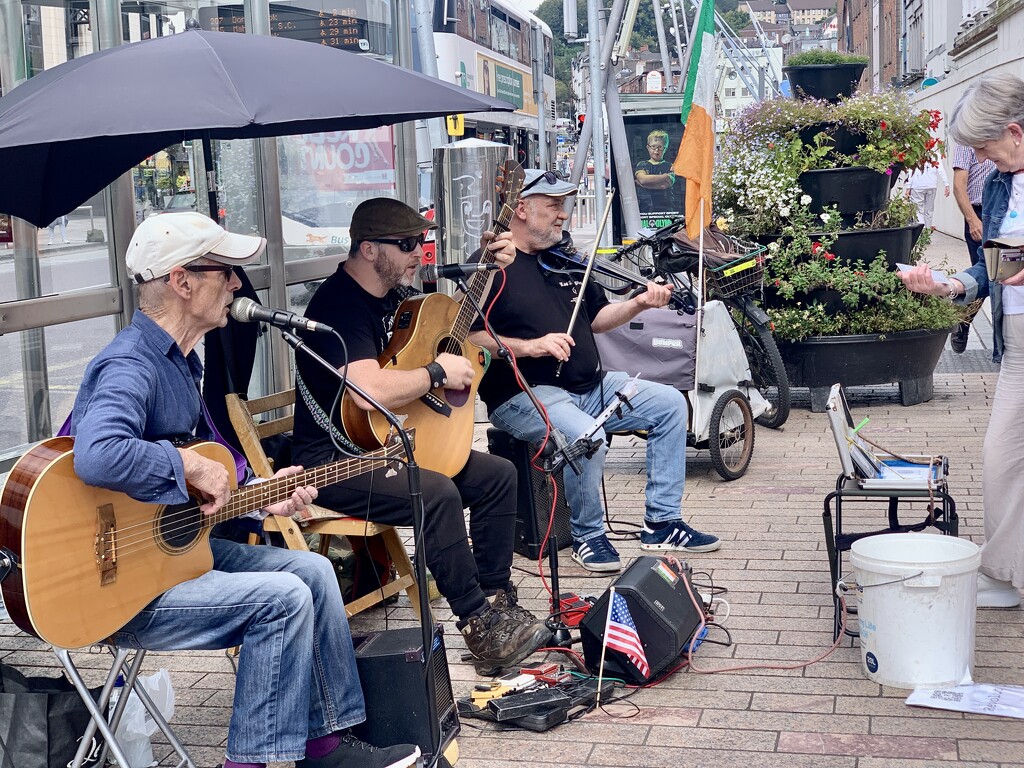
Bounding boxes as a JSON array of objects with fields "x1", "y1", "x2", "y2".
[{"x1": 202, "y1": 132, "x2": 219, "y2": 222}]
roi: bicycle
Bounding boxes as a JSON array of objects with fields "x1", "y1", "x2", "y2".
[{"x1": 611, "y1": 218, "x2": 791, "y2": 430}]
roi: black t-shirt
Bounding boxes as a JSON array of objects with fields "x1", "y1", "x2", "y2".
[
  {"x1": 472, "y1": 249, "x2": 609, "y2": 411},
  {"x1": 635, "y1": 159, "x2": 677, "y2": 212},
  {"x1": 292, "y1": 267, "x2": 406, "y2": 466}
]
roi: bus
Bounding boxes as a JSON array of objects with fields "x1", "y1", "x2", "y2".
[{"x1": 431, "y1": 0, "x2": 557, "y2": 168}]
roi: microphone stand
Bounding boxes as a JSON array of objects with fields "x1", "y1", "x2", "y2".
[
  {"x1": 278, "y1": 329, "x2": 443, "y2": 765},
  {"x1": 455, "y1": 277, "x2": 592, "y2": 648}
]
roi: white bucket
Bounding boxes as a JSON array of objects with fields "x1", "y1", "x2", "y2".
[{"x1": 849, "y1": 532, "x2": 980, "y2": 689}]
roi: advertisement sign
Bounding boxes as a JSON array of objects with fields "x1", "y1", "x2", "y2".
[
  {"x1": 0, "y1": 214, "x2": 11, "y2": 244},
  {"x1": 626, "y1": 115, "x2": 686, "y2": 230},
  {"x1": 477, "y1": 54, "x2": 534, "y2": 115},
  {"x1": 285, "y1": 128, "x2": 395, "y2": 192}
]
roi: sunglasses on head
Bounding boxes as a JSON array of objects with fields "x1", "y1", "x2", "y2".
[
  {"x1": 521, "y1": 170, "x2": 560, "y2": 194},
  {"x1": 372, "y1": 233, "x2": 426, "y2": 253}
]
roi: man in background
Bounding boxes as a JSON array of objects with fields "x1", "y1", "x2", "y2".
[{"x1": 951, "y1": 143, "x2": 997, "y2": 353}]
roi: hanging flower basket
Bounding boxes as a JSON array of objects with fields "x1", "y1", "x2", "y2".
[{"x1": 783, "y1": 63, "x2": 868, "y2": 103}]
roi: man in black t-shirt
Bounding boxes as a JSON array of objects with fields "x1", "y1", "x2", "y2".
[
  {"x1": 468, "y1": 169, "x2": 721, "y2": 573},
  {"x1": 292, "y1": 198, "x2": 550, "y2": 674},
  {"x1": 634, "y1": 129, "x2": 679, "y2": 213}
]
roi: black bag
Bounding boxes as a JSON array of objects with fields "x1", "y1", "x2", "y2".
[{"x1": 0, "y1": 663, "x2": 103, "y2": 768}]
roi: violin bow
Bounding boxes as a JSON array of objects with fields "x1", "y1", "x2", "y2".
[{"x1": 556, "y1": 189, "x2": 616, "y2": 377}]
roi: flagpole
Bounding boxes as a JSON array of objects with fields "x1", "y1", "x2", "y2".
[{"x1": 596, "y1": 586, "x2": 616, "y2": 708}]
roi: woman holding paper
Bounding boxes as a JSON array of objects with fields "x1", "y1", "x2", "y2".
[{"x1": 899, "y1": 72, "x2": 1024, "y2": 609}]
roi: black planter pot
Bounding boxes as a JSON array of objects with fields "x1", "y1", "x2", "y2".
[
  {"x1": 777, "y1": 327, "x2": 951, "y2": 412},
  {"x1": 799, "y1": 166, "x2": 890, "y2": 224},
  {"x1": 828, "y1": 224, "x2": 925, "y2": 268},
  {"x1": 783, "y1": 63, "x2": 867, "y2": 103},
  {"x1": 797, "y1": 122, "x2": 868, "y2": 156}
]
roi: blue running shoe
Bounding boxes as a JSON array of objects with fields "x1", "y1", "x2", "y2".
[
  {"x1": 571, "y1": 535, "x2": 622, "y2": 572},
  {"x1": 640, "y1": 520, "x2": 721, "y2": 553}
]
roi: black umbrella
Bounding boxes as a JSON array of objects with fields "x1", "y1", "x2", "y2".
[{"x1": 0, "y1": 29, "x2": 514, "y2": 227}]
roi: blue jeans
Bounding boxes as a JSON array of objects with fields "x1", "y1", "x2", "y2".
[
  {"x1": 490, "y1": 371, "x2": 688, "y2": 543},
  {"x1": 109, "y1": 539, "x2": 364, "y2": 763}
]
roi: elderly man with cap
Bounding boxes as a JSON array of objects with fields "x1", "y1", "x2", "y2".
[
  {"x1": 71, "y1": 212, "x2": 420, "y2": 768},
  {"x1": 467, "y1": 170, "x2": 721, "y2": 573},
  {"x1": 292, "y1": 198, "x2": 551, "y2": 674}
]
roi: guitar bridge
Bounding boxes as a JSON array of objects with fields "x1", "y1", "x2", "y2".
[{"x1": 95, "y1": 503, "x2": 117, "y2": 585}]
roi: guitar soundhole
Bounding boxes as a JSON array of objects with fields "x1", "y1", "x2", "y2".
[
  {"x1": 155, "y1": 500, "x2": 203, "y2": 553},
  {"x1": 436, "y1": 337, "x2": 470, "y2": 407}
]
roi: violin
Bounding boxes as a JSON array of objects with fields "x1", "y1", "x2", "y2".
[{"x1": 537, "y1": 233, "x2": 696, "y2": 315}]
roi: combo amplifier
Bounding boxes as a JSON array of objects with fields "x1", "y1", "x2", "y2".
[
  {"x1": 486, "y1": 427, "x2": 573, "y2": 559},
  {"x1": 579, "y1": 556, "x2": 704, "y2": 685},
  {"x1": 351, "y1": 626, "x2": 459, "y2": 762}
]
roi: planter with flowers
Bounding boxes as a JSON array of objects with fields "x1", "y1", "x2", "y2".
[
  {"x1": 715, "y1": 88, "x2": 961, "y2": 411},
  {"x1": 782, "y1": 50, "x2": 869, "y2": 103}
]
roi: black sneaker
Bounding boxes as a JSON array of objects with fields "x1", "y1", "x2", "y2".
[
  {"x1": 951, "y1": 322, "x2": 970, "y2": 354},
  {"x1": 460, "y1": 604, "x2": 550, "y2": 674},
  {"x1": 295, "y1": 731, "x2": 421, "y2": 768}
]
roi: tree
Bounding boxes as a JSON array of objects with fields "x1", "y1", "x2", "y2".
[{"x1": 722, "y1": 9, "x2": 750, "y2": 31}]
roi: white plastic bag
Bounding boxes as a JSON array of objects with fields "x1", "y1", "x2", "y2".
[{"x1": 109, "y1": 669, "x2": 175, "y2": 768}]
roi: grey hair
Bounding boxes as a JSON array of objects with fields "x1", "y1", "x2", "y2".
[{"x1": 949, "y1": 72, "x2": 1024, "y2": 147}]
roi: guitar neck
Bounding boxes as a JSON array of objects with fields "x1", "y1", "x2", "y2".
[
  {"x1": 450, "y1": 199, "x2": 518, "y2": 340},
  {"x1": 205, "y1": 446, "x2": 403, "y2": 526}
]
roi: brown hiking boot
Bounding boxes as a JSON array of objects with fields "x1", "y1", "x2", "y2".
[
  {"x1": 460, "y1": 605, "x2": 551, "y2": 675},
  {"x1": 488, "y1": 585, "x2": 542, "y2": 626}
]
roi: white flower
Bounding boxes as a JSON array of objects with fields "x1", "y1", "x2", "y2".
[
  {"x1": 767, "y1": 241, "x2": 780, "y2": 253},
  {"x1": 820, "y1": 213, "x2": 831, "y2": 223},
  {"x1": 779, "y1": 206, "x2": 790, "y2": 217},
  {"x1": 800, "y1": 194, "x2": 812, "y2": 205}
]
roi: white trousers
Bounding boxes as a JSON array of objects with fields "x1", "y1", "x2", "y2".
[
  {"x1": 909, "y1": 187, "x2": 937, "y2": 227},
  {"x1": 981, "y1": 313, "x2": 1024, "y2": 586}
]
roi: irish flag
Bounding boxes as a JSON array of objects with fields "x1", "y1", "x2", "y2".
[{"x1": 671, "y1": 0, "x2": 716, "y2": 239}]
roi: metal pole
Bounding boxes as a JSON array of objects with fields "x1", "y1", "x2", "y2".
[
  {"x1": 393, "y1": 0, "x2": 420, "y2": 205},
  {"x1": 412, "y1": 0, "x2": 447, "y2": 152},
  {"x1": 652, "y1": 0, "x2": 674, "y2": 91},
  {"x1": 532, "y1": 21, "x2": 549, "y2": 170},
  {"x1": 246, "y1": 0, "x2": 291, "y2": 395},
  {"x1": 586, "y1": 0, "x2": 608, "y2": 246},
  {"x1": 665, "y1": 0, "x2": 686, "y2": 91}
]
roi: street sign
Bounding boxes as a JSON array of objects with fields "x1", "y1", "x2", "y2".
[{"x1": 556, "y1": 136, "x2": 566, "y2": 144}]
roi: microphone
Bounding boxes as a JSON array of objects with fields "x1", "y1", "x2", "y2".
[
  {"x1": 419, "y1": 262, "x2": 499, "y2": 282},
  {"x1": 229, "y1": 297, "x2": 334, "y2": 334}
]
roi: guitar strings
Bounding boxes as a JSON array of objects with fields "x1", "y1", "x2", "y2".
[{"x1": 102, "y1": 450, "x2": 403, "y2": 557}]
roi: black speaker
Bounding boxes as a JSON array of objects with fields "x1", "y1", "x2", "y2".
[
  {"x1": 486, "y1": 427, "x2": 573, "y2": 559},
  {"x1": 351, "y1": 626, "x2": 459, "y2": 762},
  {"x1": 579, "y1": 556, "x2": 703, "y2": 684}
]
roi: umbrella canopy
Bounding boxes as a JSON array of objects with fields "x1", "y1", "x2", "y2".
[{"x1": 0, "y1": 30, "x2": 514, "y2": 227}]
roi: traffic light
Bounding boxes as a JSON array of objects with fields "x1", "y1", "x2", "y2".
[{"x1": 576, "y1": 113, "x2": 585, "y2": 134}]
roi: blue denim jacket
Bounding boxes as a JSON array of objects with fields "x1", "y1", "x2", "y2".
[
  {"x1": 71, "y1": 310, "x2": 211, "y2": 504},
  {"x1": 952, "y1": 168, "x2": 1010, "y2": 362}
]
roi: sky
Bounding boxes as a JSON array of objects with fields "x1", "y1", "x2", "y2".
[{"x1": 506, "y1": 0, "x2": 543, "y2": 13}]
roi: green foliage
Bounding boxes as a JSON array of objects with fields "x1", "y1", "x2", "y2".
[
  {"x1": 786, "y1": 50, "x2": 869, "y2": 66},
  {"x1": 722, "y1": 10, "x2": 750, "y2": 31}
]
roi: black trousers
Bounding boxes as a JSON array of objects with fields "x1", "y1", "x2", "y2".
[
  {"x1": 314, "y1": 449, "x2": 517, "y2": 621},
  {"x1": 966, "y1": 203, "x2": 984, "y2": 266}
]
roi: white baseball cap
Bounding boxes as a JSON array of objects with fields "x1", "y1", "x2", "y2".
[{"x1": 126, "y1": 212, "x2": 267, "y2": 285}]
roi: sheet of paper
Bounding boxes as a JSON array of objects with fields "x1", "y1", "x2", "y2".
[{"x1": 907, "y1": 684, "x2": 1024, "y2": 719}]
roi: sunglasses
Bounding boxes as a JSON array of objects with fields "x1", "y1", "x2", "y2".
[
  {"x1": 520, "y1": 170, "x2": 560, "y2": 194},
  {"x1": 183, "y1": 264, "x2": 235, "y2": 279},
  {"x1": 372, "y1": 233, "x2": 426, "y2": 253}
]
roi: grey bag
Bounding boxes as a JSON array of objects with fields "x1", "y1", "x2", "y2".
[{"x1": 596, "y1": 307, "x2": 697, "y2": 391}]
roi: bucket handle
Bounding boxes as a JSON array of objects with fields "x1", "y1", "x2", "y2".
[{"x1": 837, "y1": 570, "x2": 928, "y2": 595}]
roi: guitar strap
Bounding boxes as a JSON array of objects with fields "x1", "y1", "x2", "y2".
[{"x1": 295, "y1": 370, "x2": 363, "y2": 456}]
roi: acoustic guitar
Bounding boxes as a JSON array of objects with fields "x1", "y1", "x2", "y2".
[
  {"x1": 0, "y1": 435, "x2": 407, "y2": 649},
  {"x1": 340, "y1": 161, "x2": 526, "y2": 477}
]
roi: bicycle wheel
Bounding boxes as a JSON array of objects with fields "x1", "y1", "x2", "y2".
[
  {"x1": 736, "y1": 311, "x2": 791, "y2": 429},
  {"x1": 709, "y1": 389, "x2": 754, "y2": 480}
]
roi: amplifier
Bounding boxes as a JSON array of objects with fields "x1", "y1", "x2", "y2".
[
  {"x1": 351, "y1": 626, "x2": 459, "y2": 762},
  {"x1": 486, "y1": 427, "x2": 573, "y2": 559},
  {"x1": 579, "y1": 556, "x2": 703, "y2": 684}
]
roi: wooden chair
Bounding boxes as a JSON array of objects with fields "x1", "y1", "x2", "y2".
[{"x1": 225, "y1": 390, "x2": 423, "y2": 620}]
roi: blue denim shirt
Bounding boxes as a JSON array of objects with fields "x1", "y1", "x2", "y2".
[
  {"x1": 71, "y1": 310, "x2": 211, "y2": 504},
  {"x1": 952, "y1": 168, "x2": 1009, "y2": 362}
]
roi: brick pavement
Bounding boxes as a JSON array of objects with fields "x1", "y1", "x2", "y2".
[{"x1": 5, "y1": 231, "x2": 1024, "y2": 767}]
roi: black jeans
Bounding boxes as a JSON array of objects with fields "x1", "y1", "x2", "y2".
[
  {"x1": 314, "y1": 449, "x2": 517, "y2": 621},
  {"x1": 966, "y1": 203, "x2": 984, "y2": 266}
]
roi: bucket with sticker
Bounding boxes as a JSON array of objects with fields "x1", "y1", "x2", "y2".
[{"x1": 849, "y1": 532, "x2": 979, "y2": 689}]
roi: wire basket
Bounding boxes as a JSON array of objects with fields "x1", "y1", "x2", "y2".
[{"x1": 706, "y1": 245, "x2": 767, "y2": 298}]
